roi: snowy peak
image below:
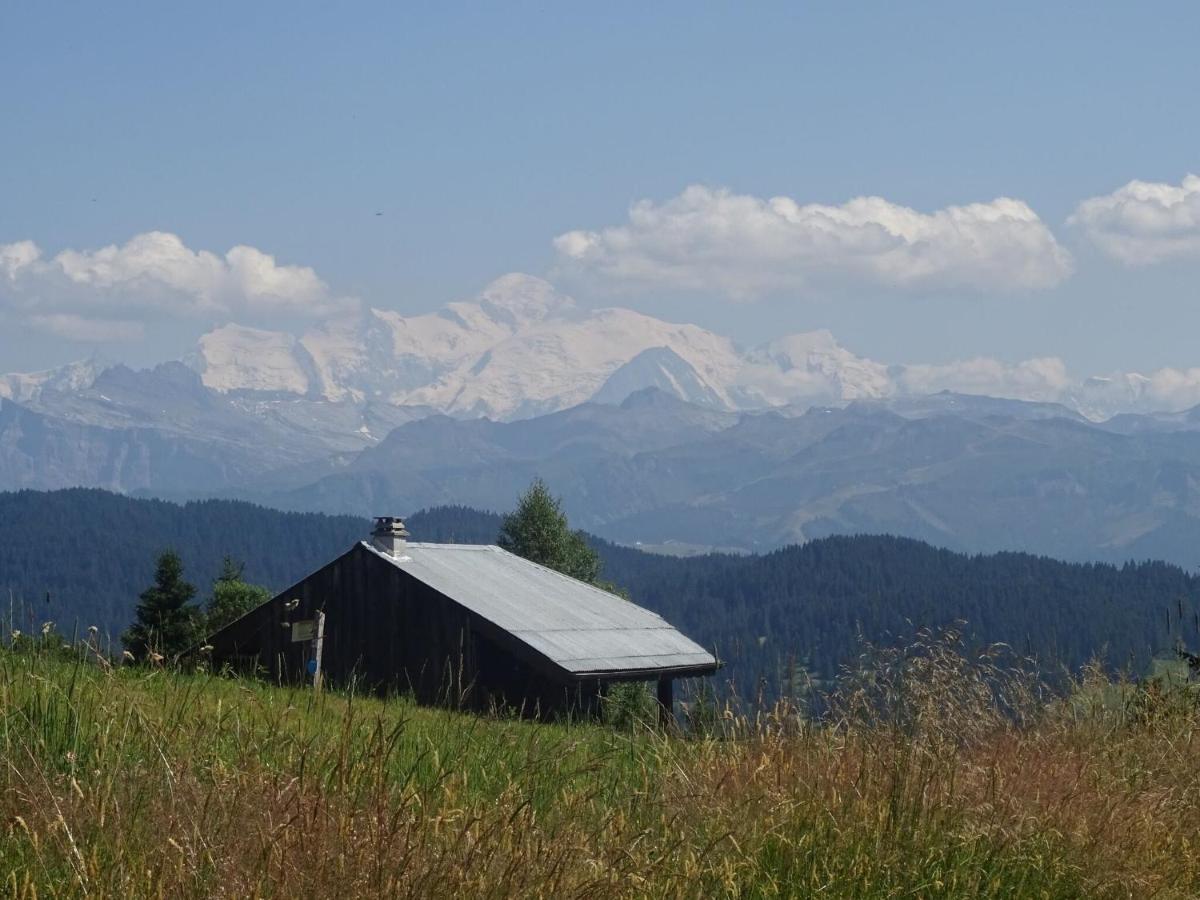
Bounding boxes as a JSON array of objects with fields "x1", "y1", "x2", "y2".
[
  {"x1": 190, "y1": 324, "x2": 316, "y2": 395},
  {"x1": 292, "y1": 274, "x2": 580, "y2": 408},
  {"x1": 0, "y1": 356, "x2": 110, "y2": 403},
  {"x1": 734, "y1": 330, "x2": 892, "y2": 409},
  {"x1": 475, "y1": 273, "x2": 575, "y2": 326},
  {"x1": 593, "y1": 346, "x2": 729, "y2": 409},
  {"x1": 183, "y1": 275, "x2": 927, "y2": 421},
  {"x1": 187, "y1": 273, "x2": 751, "y2": 420}
]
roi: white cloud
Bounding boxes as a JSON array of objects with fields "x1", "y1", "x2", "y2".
[
  {"x1": 1069, "y1": 367, "x2": 1200, "y2": 419},
  {"x1": 1069, "y1": 174, "x2": 1200, "y2": 265},
  {"x1": 554, "y1": 185, "x2": 1072, "y2": 298},
  {"x1": 878, "y1": 356, "x2": 1200, "y2": 419},
  {"x1": 29, "y1": 314, "x2": 145, "y2": 343},
  {"x1": 894, "y1": 356, "x2": 1072, "y2": 404},
  {"x1": 0, "y1": 231, "x2": 357, "y2": 341},
  {"x1": 0, "y1": 240, "x2": 39, "y2": 280}
]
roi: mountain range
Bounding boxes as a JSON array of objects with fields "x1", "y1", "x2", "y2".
[{"x1": 6, "y1": 273, "x2": 1200, "y2": 568}]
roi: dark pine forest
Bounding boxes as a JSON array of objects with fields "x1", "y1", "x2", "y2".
[{"x1": 1, "y1": 489, "x2": 1193, "y2": 693}]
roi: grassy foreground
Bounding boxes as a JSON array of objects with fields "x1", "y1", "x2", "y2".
[{"x1": 2, "y1": 635, "x2": 1199, "y2": 898}]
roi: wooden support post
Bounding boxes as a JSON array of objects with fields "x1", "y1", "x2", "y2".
[
  {"x1": 311, "y1": 610, "x2": 325, "y2": 692},
  {"x1": 657, "y1": 676, "x2": 674, "y2": 729}
]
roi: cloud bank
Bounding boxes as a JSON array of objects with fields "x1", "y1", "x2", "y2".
[
  {"x1": 0, "y1": 231, "x2": 356, "y2": 341},
  {"x1": 1070, "y1": 174, "x2": 1200, "y2": 265},
  {"x1": 894, "y1": 356, "x2": 1072, "y2": 404},
  {"x1": 554, "y1": 185, "x2": 1073, "y2": 298}
]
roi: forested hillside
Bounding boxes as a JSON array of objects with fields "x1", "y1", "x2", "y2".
[
  {"x1": 0, "y1": 489, "x2": 370, "y2": 636},
  {"x1": 1, "y1": 490, "x2": 1191, "y2": 690},
  {"x1": 615, "y1": 538, "x2": 1193, "y2": 694}
]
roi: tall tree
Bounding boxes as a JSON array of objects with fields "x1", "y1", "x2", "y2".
[
  {"x1": 123, "y1": 550, "x2": 201, "y2": 661},
  {"x1": 498, "y1": 479, "x2": 601, "y2": 584},
  {"x1": 205, "y1": 556, "x2": 272, "y2": 634}
]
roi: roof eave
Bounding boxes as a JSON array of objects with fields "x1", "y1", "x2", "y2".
[{"x1": 566, "y1": 660, "x2": 722, "y2": 682}]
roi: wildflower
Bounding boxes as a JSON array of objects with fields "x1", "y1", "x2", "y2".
[
  {"x1": 41, "y1": 621, "x2": 54, "y2": 635},
  {"x1": 10, "y1": 629, "x2": 19, "y2": 641},
  {"x1": 87, "y1": 625, "x2": 99, "y2": 635}
]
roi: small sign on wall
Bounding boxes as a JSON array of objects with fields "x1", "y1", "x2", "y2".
[{"x1": 290, "y1": 620, "x2": 316, "y2": 642}]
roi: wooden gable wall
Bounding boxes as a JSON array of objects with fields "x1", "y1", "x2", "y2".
[{"x1": 207, "y1": 544, "x2": 605, "y2": 716}]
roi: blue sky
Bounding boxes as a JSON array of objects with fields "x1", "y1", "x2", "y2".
[{"x1": 2, "y1": 1, "x2": 1199, "y2": 375}]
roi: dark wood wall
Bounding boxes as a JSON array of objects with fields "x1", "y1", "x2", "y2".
[{"x1": 208, "y1": 544, "x2": 604, "y2": 717}]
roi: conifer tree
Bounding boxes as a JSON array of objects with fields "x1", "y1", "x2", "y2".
[
  {"x1": 498, "y1": 479, "x2": 601, "y2": 584},
  {"x1": 123, "y1": 550, "x2": 201, "y2": 661},
  {"x1": 205, "y1": 556, "x2": 272, "y2": 634}
]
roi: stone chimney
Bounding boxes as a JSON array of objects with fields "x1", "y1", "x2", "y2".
[{"x1": 371, "y1": 516, "x2": 410, "y2": 556}]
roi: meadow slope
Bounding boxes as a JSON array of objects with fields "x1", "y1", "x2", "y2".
[{"x1": 3, "y1": 633, "x2": 1199, "y2": 898}]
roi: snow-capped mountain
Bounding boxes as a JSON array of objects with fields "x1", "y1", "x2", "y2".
[
  {"x1": 0, "y1": 356, "x2": 111, "y2": 404},
  {"x1": 189, "y1": 272, "x2": 1200, "y2": 423},
  {"x1": 12, "y1": 273, "x2": 1200, "y2": 429},
  {"x1": 184, "y1": 273, "x2": 888, "y2": 420},
  {"x1": 591, "y1": 347, "x2": 729, "y2": 409}
]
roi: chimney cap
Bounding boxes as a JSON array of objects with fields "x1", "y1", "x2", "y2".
[
  {"x1": 372, "y1": 515, "x2": 409, "y2": 543},
  {"x1": 371, "y1": 516, "x2": 410, "y2": 557}
]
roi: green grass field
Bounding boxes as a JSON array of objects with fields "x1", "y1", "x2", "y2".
[{"x1": 2, "y1": 634, "x2": 1199, "y2": 898}]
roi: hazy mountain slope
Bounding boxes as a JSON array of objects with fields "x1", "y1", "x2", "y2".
[
  {"x1": 595, "y1": 412, "x2": 1200, "y2": 562},
  {"x1": 0, "y1": 400, "x2": 270, "y2": 493},
  {"x1": 267, "y1": 395, "x2": 1200, "y2": 568},
  {"x1": 269, "y1": 389, "x2": 736, "y2": 518},
  {"x1": 0, "y1": 359, "x2": 430, "y2": 494}
]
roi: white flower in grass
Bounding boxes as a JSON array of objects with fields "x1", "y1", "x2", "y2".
[
  {"x1": 10, "y1": 629, "x2": 19, "y2": 641},
  {"x1": 41, "y1": 621, "x2": 54, "y2": 635}
]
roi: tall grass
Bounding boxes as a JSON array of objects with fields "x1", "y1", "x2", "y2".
[{"x1": 2, "y1": 630, "x2": 1198, "y2": 897}]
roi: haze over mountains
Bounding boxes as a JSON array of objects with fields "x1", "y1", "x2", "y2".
[{"x1": 7, "y1": 272, "x2": 1200, "y2": 568}]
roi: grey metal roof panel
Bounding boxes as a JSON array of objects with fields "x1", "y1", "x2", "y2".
[{"x1": 362, "y1": 541, "x2": 717, "y2": 677}]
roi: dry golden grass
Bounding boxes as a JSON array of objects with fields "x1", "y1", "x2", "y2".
[{"x1": 2, "y1": 630, "x2": 1198, "y2": 898}]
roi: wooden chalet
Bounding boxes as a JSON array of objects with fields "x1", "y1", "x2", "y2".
[{"x1": 206, "y1": 517, "x2": 719, "y2": 719}]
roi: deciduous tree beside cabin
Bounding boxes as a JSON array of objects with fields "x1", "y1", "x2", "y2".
[
  {"x1": 205, "y1": 556, "x2": 272, "y2": 633},
  {"x1": 498, "y1": 479, "x2": 601, "y2": 585}
]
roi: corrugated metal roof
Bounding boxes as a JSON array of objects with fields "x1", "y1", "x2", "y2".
[{"x1": 362, "y1": 541, "x2": 718, "y2": 678}]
